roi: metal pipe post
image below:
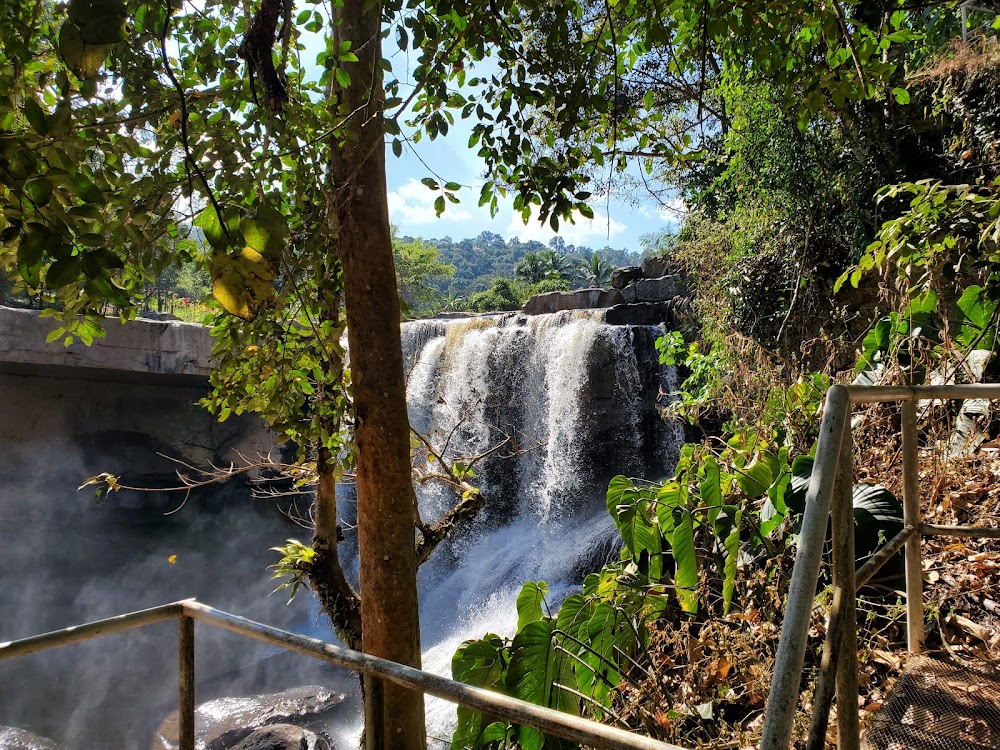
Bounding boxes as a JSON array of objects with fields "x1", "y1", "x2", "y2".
[
  {"x1": 901, "y1": 399, "x2": 924, "y2": 652},
  {"x1": 179, "y1": 615, "x2": 195, "y2": 750},
  {"x1": 832, "y1": 428, "x2": 859, "y2": 750},
  {"x1": 760, "y1": 385, "x2": 851, "y2": 750}
]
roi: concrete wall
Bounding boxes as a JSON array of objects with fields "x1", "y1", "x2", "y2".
[
  {"x1": 0, "y1": 307, "x2": 214, "y2": 384},
  {"x1": 0, "y1": 309, "x2": 344, "y2": 749}
]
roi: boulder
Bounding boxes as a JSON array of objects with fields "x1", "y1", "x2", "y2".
[
  {"x1": 609, "y1": 266, "x2": 642, "y2": 290},
  {"x1": 634, "y1": 275, "x2": 687, "y2": 303},
  {"x1": 0, "y1": 727, "x2": 66, "y2": 750},
  {"x1": 522, "y1": 288, "x2": 623, "y2": 315},
  {"x1": 640, "y1": 255, "x2": 677, "y2": 279},
  {"x1": 603, "y1": 302, "x2": 674, "y2": 327},
  {"x1": 230, "y1": 724, "x2": 332, "y2": 750},
  {"x1": 620, "y1": 284, "x2": 637, "y2": 304},
  {"x1": 152, "y1": 686, "x2": 345, "y2": 750}
]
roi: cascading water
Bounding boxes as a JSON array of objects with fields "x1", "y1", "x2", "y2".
[
  {"x1": 0, "y1": 310, "x2": 679, "y2": 750},
  {"x1": 389, "y1": 311, "x2": 682, "y2": 746}
]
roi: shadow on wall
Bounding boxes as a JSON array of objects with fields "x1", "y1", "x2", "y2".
[{"x1": 0, "y1": 370, "x2": 352, "y2": 750}]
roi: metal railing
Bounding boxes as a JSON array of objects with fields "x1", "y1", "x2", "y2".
[
  {"x1": 0, "y1": 599, "x2": 686, "y2": 750},
  {"x1": 960, "y1": 1, "x2": 999, "y2": 43},
  {"x1": 5, "y1": 385, "x2": 997, "y2": 750},
  {"x1": 760, "y1": 383, "x2": 1000, "y2": 750}
]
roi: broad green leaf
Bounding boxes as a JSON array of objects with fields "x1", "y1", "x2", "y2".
[
  {"x1": 956, "y1": 285, "x2": 997, "y2": 350},
  {"x1": 699, "y1": 456, "x2": 723, "y2": 524},
  {"x1": 24, "y1": 177, "x2": 54, "y2": 206},
  {"x1": 210, "y1": 247, "x2": 276, "y2": 320},
  {"x1": 670, "y1": 508, "x2": 698, "y2": 615},
  {"x1": 735, "y1": 455, "x2": 772, "y2": 498},
  {"x1": 23, "y1": 98, "x2": 48, "y2": 135},
  {"x1": 516, "y1": 580, "x2": 548, "y2": 630},
  {"x1": 452, "y1": 634, "x2": 509, "y2": 750},
  {"x1": 852, "y1": 483, "x2": 904, "y2": 565},
  {"x1": 784, "y1": 455, "x2": 814, "y2": 514},
  {"x1": 722, "y1": 507, "x2": 742, "y2": 614},
  {"x1": 607, "y1": 476, "x2": 658, "y2": 558},
  {"x1": 506, "y1": 620, "x2": 578, "y2": 750}
]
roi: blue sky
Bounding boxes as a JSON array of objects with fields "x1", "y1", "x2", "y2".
[
  {"x1": 294, "y1": 19, "x2": 682, "y2": 253},
  {"x1": 377, "y1": 50, "x2": 680, "y2": 253}
]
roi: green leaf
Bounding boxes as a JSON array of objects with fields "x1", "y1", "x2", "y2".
[
  {"x1": 671, "y1": 508, "x2": 698, "y2": 615},
  {"x1": 391, "y1": 138, "x2": 402, "y2": 158},
  {"x1": 452, "y1": 634, "x2": 508, "y2": 750},
  {"x1": 607, "y1": 475, "x2": 658, "y2": 558},
  {"x1": 735, "y1": 455, "x2": 772, "y2": 498},
  {"x1": 721, "y1": 507, "x2": 742, "y2": 614},
  {"x1": 699, "y1": 456, "x2": 723, "y2": 524},
  {"x1": 516, "y1": 581, "x2": 548, "y2": 631},
  {"x1": 24, "y1": 99, "x2": 48, "y2": 135},
  {"x1": 955, "y1": 285, "x2": 997, "y2": 350},
  {"x1": 892, "y1": 87, "x2": 910, "y2": 105},
  {"x1": 335, "y1": 67, "x2": 350, "y2": 88},
  {"x1": 506, "y1": 620, "x2": 578, "y2": 750},
  {"x1": 784, "y1": 455, "x2": 814, "y2": 514},
  {"x1": 853, "y1": 483, "x2": 904, "y2": 563},
  {"x1": 17, "y1": 230, "x2": 48, "y2": 267},
  {"x1": 434, "y1": 195, "x2": 445, "y2": 216},
  {"x1": 46, "y1": 257, "x2": 82, "y2": 289}
]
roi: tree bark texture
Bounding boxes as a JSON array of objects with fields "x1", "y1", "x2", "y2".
[
  {"x1": 328, "y1": 1, "x2": 426, "y2": 748},
  {"x1": 311, "y1": 447, "x2": 363, "y2": 650}
]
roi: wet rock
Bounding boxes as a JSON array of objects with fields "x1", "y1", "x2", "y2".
[
  {"x1": 603, "y1": 302, "x2": 674, "y2": 327},
  {"x1": 609, "y1": 266, "x2": 642, "y2": 289},
  {"x1": 0, "y1": 727, "x2": 66, "y2": 750},
  {"x1": 522, "y1": 288, "x2": 623, "y2": 315},
  {"x1": 634, "y1": 275, "x2": 686, "y2": 303},
  {"x1": 230, "y1": 724, "x2": 332, "y2": 750},
  {"x1": 152, "y1": 686, "x2": 345, "y2": 750}
]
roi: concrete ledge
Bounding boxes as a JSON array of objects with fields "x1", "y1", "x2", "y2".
[{"x1": 0, "y1": 307, "x2": 214, "y2": 384}]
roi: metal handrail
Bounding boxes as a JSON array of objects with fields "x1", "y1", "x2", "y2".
[
  {"x1": 0, "y1": 600, "x2": 686, "y2": 750},
  {"x1": 760, "y1": 383, "x2": 1000, "y2": 750},
  {"x1": 6, "y1": 384, "x2": 998, "y2": 750}
]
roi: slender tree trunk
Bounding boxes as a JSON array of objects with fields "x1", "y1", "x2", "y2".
[
  {"x1": 311, "y1": 446, "x2": 363, "y2": 649},
  {"x1": 328, "y1": 1, "x2": 426, "y2": 748}
]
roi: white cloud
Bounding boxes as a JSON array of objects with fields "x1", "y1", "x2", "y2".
[
  {"x1": 505, "y1": 205, "x2": 627, "y2": 247},
  {"x1": 658, "y1": 197, "x2": 687, "y2": 223},
  {"x1": 387, "y1": 179, "x2": 473, "y2": 225}
]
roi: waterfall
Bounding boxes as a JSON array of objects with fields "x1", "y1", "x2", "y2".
[
  {"x1": 391, "y1": 311, "x2": 682, "y2": 746},
  {"x1": 0, "y1": 310, "x2": 680, "y2": 750}
]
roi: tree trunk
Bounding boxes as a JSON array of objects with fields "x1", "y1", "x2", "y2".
[
  {"x1": 311, "y1": 446, "x2": 363, "y2": 650},
  {"x1": 328, "y1": 1, "x2": 426, "y2": 748}
]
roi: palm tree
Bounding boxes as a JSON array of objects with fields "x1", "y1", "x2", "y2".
[
  {"x1": 536, "y1": 249, "x2": 576, "y2": 281},
  {"x1": 579, "y1": 251, "x2": 615, "y2": 287},
  {"x1": 514, "y1": 251, "x2": 549, "y2": 284}
]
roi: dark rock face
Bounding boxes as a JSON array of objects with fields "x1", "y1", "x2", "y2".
[
  {"x1": 604, "y1": 302, "x2": 675, "y2": 327},
  {"x1": 0, "y1": 727, "x2": 65, "y2": 750},
  {"x1": 522, "y1": 288, "x2": 623, "y2": 315},
  {"x1": 609, "y1": 266, "x2": 642, "y2": 289},
  {"x1": 153, "y1": 687, "x2": 345, "y2": 750},
  {"x1": 230, "y1": 724, "x2": 333, "y2": 750},
  {"x1": 634, "y1": 275, "x2": 687, "y2": 302},
  {"x1": 640, "y1": 255, "x2": 678, "y2": 279}
]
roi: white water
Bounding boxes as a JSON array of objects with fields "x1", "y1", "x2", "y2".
[
  {"x1": 389, "y1": 312, "x2": 682, "y2": 746},
  {"x1": 0, "y1": 311, "x2": 679, "y2": 750}
]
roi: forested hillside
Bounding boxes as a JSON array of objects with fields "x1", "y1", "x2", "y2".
[{"x1": 397, "y1": 231, "x2": 640, "y2": 298}]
